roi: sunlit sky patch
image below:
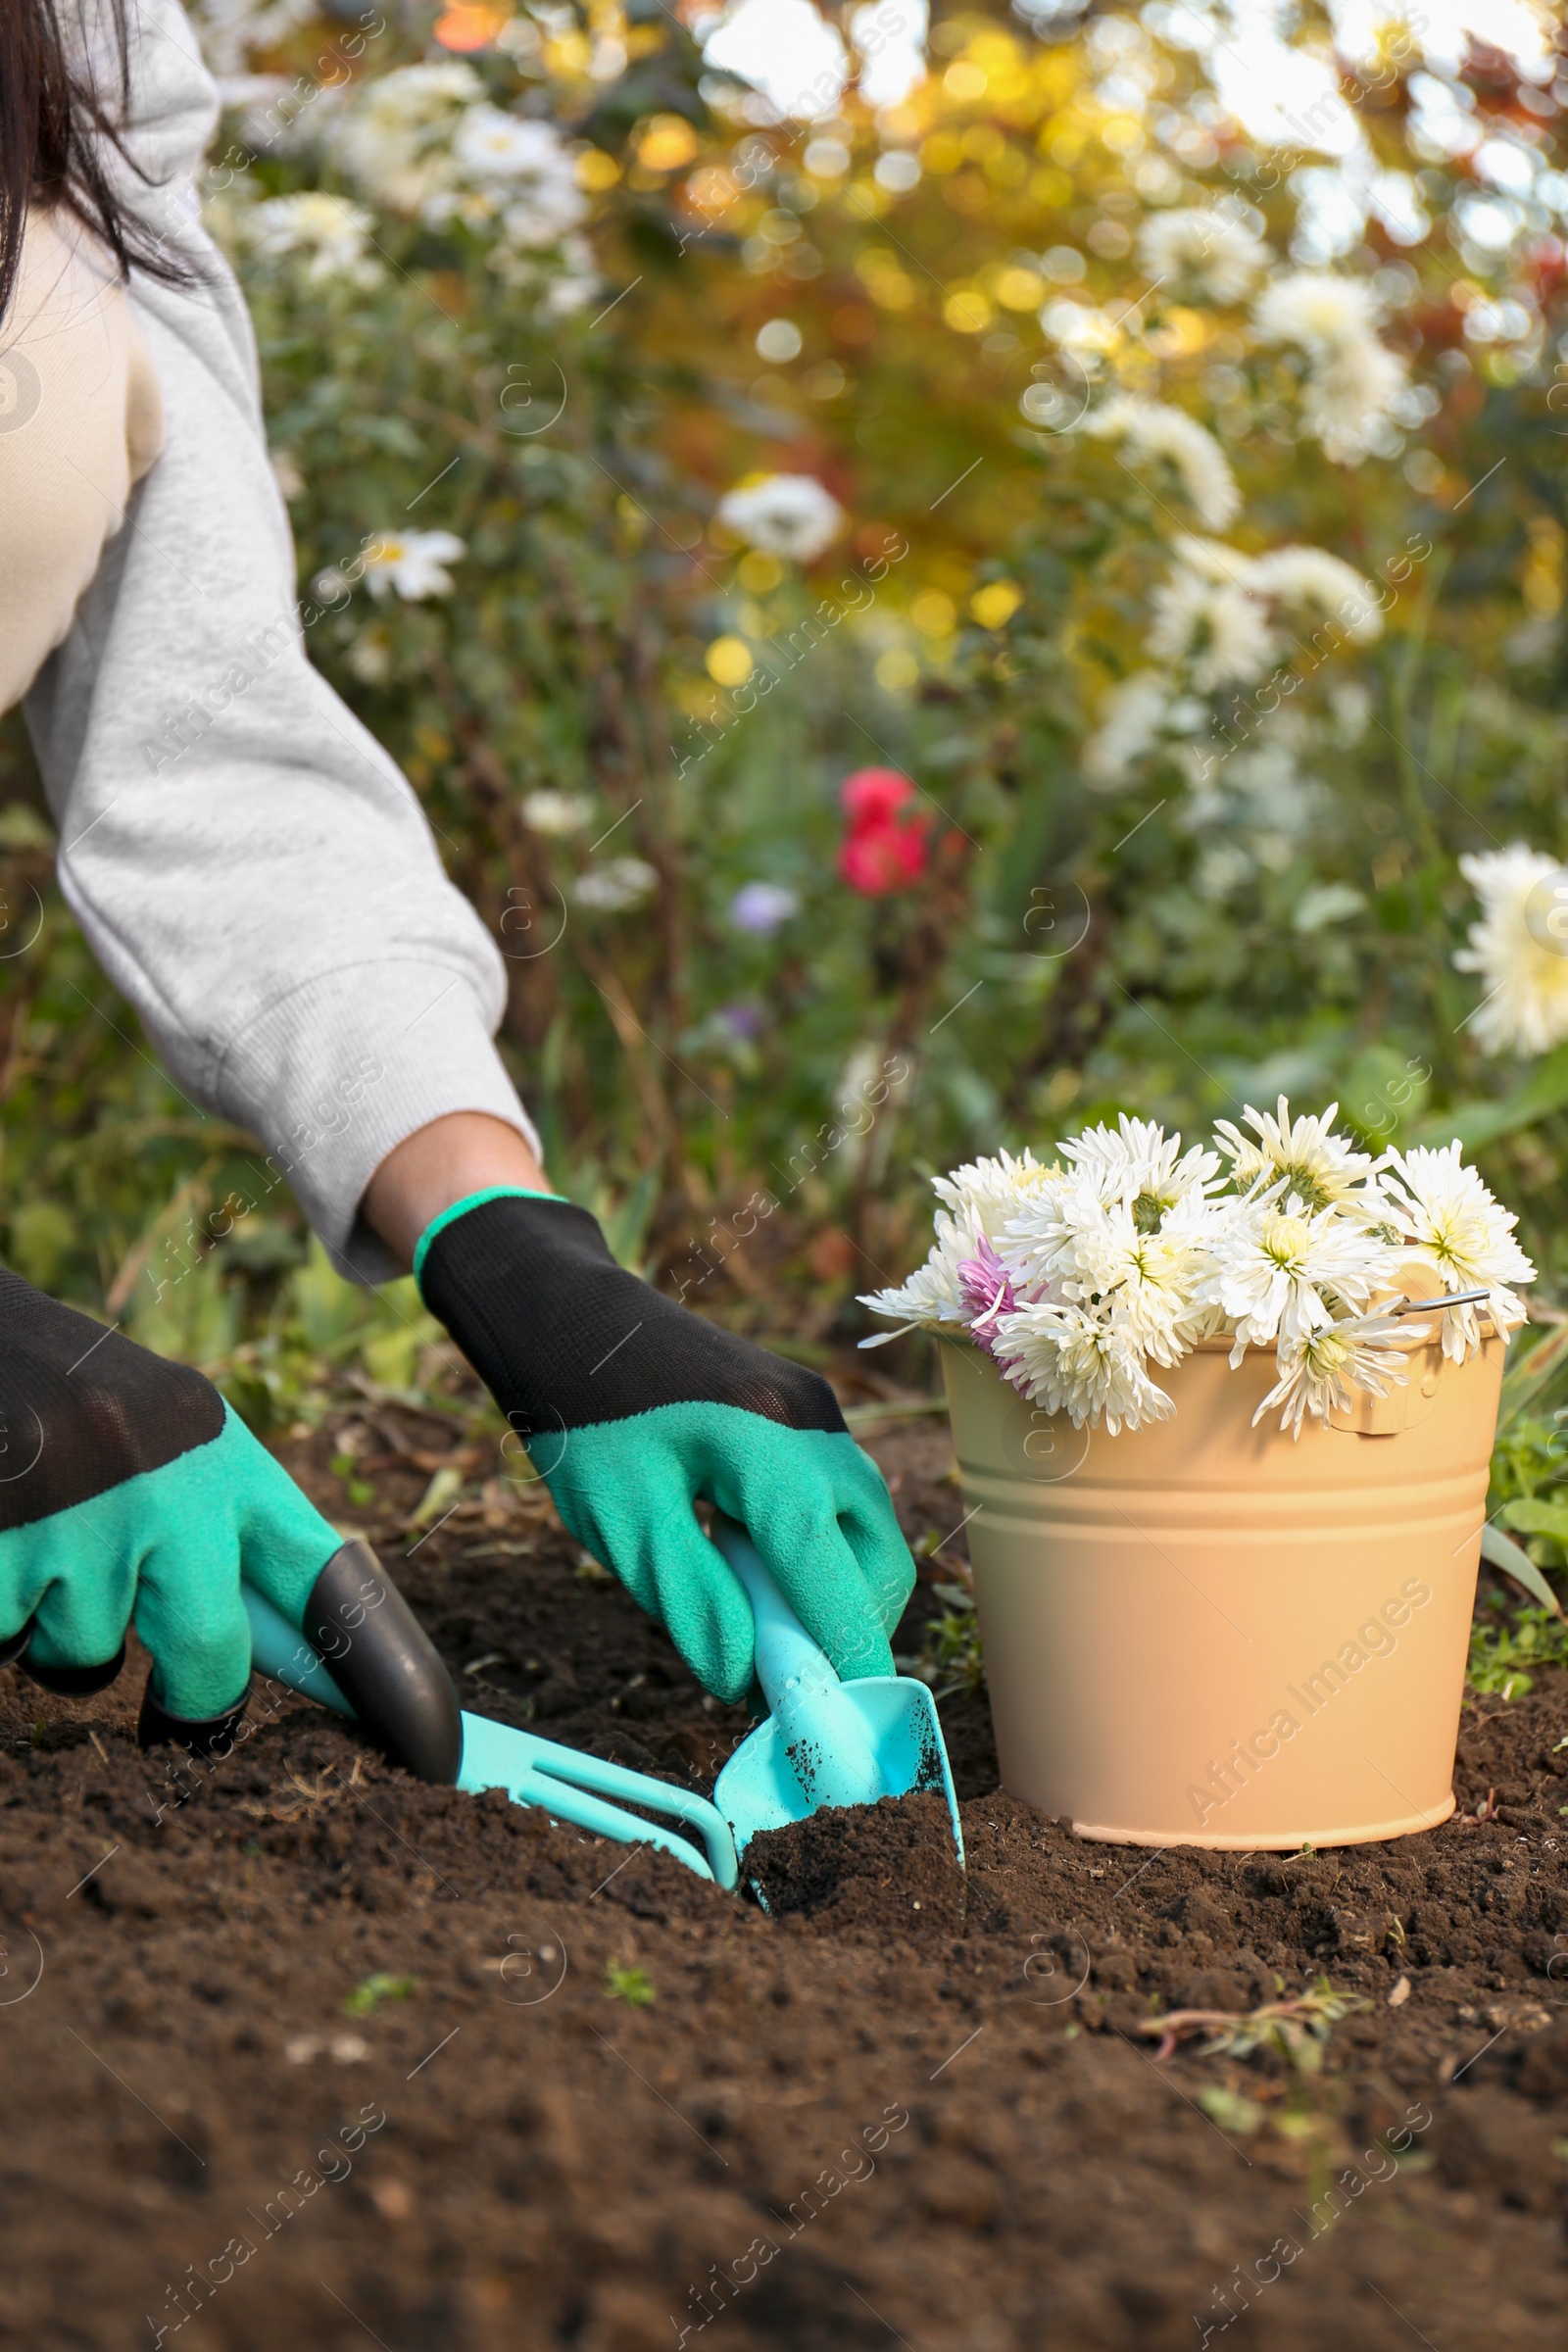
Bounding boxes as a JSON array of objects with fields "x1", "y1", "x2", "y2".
[{"x1": 701, "y1": 0, "x2": 927, "y2": 119}]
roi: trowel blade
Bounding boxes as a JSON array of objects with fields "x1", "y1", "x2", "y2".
[{"x1": 714, "y1": 1673, "x2": 964, "y2": 1870}]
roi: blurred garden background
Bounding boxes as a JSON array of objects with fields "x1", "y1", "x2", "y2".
[{"x1": 5, "y1": 0, "x2": 1568, "y2": 1579}]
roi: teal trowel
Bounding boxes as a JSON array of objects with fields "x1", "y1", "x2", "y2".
[{"x1": 709, "y1": 1513, "x2": 964, "y2": 1889}]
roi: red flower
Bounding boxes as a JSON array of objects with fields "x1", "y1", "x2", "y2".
[
  {"x1": 837, "y1": 766, "x2": 931, "y2": 897},
  {"x1": 840, "y1": 766, "x2": 911, "y2": 825}
]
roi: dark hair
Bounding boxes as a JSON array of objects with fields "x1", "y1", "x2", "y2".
[{"x1": 1, "y1": 0, "x2": 193, "y2": 325}]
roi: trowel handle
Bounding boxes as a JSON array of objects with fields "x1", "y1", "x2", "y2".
[
  {"x1": 710, "y1": 1512, "x2": 883, "y2": 1806},
  {"x1": 709, "y1": 1514, "x2": 840, "y2": 1712}
]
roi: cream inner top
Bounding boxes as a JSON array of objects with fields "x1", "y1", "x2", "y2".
[{"x1": 0, "y1": 207, "x2": 164, "y2": 714}]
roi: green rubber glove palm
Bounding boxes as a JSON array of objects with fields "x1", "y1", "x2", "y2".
[
  {"x1": 0, "y1": 1268, "x2": 345, "y2": 1732},
  {"x1": 415, "y1": 1189, "x2": 914, "y2": 1703}
]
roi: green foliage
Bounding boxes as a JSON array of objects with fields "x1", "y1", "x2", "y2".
[
  {"x1": 1467, "y1": 1595, "x2": 1568, "y2": 1699},
  {"x1": 1486, "y1": 1320, "x2": 1568, "y2": 1597}
]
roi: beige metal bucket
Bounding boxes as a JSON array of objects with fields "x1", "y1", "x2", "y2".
[{"x1": 940, "y1": 1313, "x2": 1507, "y2": 1849}]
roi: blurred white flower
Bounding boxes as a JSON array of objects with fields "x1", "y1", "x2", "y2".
[
  {"x1": 574, "y1": 857, "x2": 659, "y2": 911},
  {"x1": 540, "y1": 236, "x2": 601, "y2": 313},
  {"x1": 247, "y1": 192, "x2": 381, "y2": 286},
  {"x1": 1148, "y1": 567, "x2": 1274, "y2": 691},
  {"x1": 1453, "y1": 844, "x2": 1568, "y2": 1057},
  {"x1": 364, "y1": 529, "x2": 466, "y2": 601},
  {"x1": 1212, "y1": 1096, "x2": 1384, "y2": 1217},
  {"x1": 1249, "y1": 546, "x2": 1384, "y2": 643},
  {"x1": 523, "y1": 791, "x2": 594, "y2": 835},
  {"x1": 1253, "y1": 1312, "x2": 1409, "y2": 1440},
  {"x1": 1083, "y1": 670, "x2": 1172, "y2": 786},
  {"x1": 716, "y1": 474, "x2": 845, "y2": 563},
  {"x1": 1138, "y1": 206, "x2": 1270, "y2": 303},
  {"x1": 1082, "y1": 397, "x2": 1240, "y2": 530},
  {"x1": 1385, "y1": 1143, "x2": 1535, "y2": 1360},
  {"x1": 1170, "y1": 534, "x2": 1259, "y2": 589},
  {"x1": 1252, "y1": 271, "x2": 1409, "y2": 464},
  {"x1": 1254, "y1": 270, "x2": 1380, "y2": 347},
  {"x1": 446, "y1": 109, "x2": 587, "y2": 245},
  {"x1": 346, "y1": 624, "x2": 391, "y2": 683},
  {"x1": 332, "y1": 61, "x2": 482, "y2": 220}
]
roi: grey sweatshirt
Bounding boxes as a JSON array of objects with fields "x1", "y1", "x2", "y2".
[{"x1": 22, "y1": 0, "x2": 539, "y2": 1283}]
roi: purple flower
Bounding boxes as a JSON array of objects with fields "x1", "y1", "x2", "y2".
[
  {"x1": 719, "y1": 1003, "x2": 763, "y2": 1040},
  {"x1": 957, "y1": 1235, "x2": 1017, "y2": 1353},
  {"x1": 728, "y1": 881, "x2": 800, "y2": 935}
]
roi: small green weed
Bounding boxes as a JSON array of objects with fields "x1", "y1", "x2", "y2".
[
  {"x1": 605, "y1": 1963, "x2": 656, "y2": 2007},
  {"x1": 343, "y1": 1973, "x2": 417, "y2": 2018}
]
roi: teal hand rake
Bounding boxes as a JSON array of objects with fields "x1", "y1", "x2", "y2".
[{"x1": 241, "y1": 1579, "x2": 738, "y2": 1888}]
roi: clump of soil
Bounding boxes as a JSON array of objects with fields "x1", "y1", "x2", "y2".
[
  {"x1": 743, "y1": 1791, "x2": 965, "y2": 1934},
  {"x1": 0, "y1": 1397, "x2": 1565, "y2": 2351}
]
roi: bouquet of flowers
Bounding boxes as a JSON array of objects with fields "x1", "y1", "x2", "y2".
[{"x1": 861, "y1": 1101, "x2": 1535, "y2": 1438}]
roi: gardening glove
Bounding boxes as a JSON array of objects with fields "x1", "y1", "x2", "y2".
[
  {"x1": 0, "y1": 1266, "x2": 345, "y2": 1743},
  {"x1": 414, "y1": 1188, "x2": 914, "y2": 1704}
]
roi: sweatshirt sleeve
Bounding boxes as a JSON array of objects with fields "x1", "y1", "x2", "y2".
[{"x1": 24, "y1": 0, "x2": 540, "y2": 1284}]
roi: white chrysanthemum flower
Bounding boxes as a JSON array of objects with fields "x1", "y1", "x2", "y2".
[
  {"x1": 1253, "y1": 1312, "x2": 1410, "y2": 1440},
  {"x1": 1254, "y1": 270, "x2": 1382, "y2": 349},
  {"x1": 1050, "y1": 1207, "x2": 1213, "y2": 1367},
  {"x1": 1083, "y1": 670, "x2": 1172, "y2": 786},
  {"x1": 1082, "y1": 397, "x2": 1241, "y2": 531},
  {"x1": 447, "y1": 109, "x2": 587, "y2": 245},
  {"x1": 858, "y1": 1221, "x2": 975, "y2": 1340},
  {"x1": 364, "y1": 528, "x2": 466, "y2": 601},
  {"x1": 1252, "y1": 271, "x2": 1408, "y2": 464},
  {"x1": 715, "y1": 474, "x2": 845, "y2": 564},
  {"x1": 859, "y1": 1151, "x2": 1060, "y2": 1343},
  {"x1": 1250, "y1": 546, "x2": 1384, "y2": 644},
  {"x1": 1303, "y1": 335, "x2": 1409, "y2": 464},
  {"x1": 1138, "y1": 206, "x2": 1271, "y2": 304},
  {"x1": 573, "y1": 857, "x2": 659, "y2": 911},
  {"x1": 999, "y1": 1122, "x2": 1223, "y2": 1373},
  {"x1": 1213, "y1": 1097, "x2": 1385, "y2": 1217},
  {"x1": 1059, "y1": 1115, "x2": 1222, "y2": 1218},
  {"x1": 1148, "y1": 568, "x2": 1275, "y2": 692},
  {"x1": 931, "y1": 1147, "x2": 1061, "y2": 1232},
  {"x1": 1201, "y1": 1199, "x2": 1401, "y2": 1362},
  {"x1": 1452, "y1": 844, "x2": 1568, "y2": 1057},
  {"x1": 246, "y1": 192, "x2": 381, "y2": 286},
  {"x1": 1170, "y1": 534, "x2": 1260, "y2": 589},
  {"x1": 522, "y1": 791, "x2": 594, "y2": 835},
  {"x1": 1384, "y1": 1143, "x2": 1535, "y2": 1361},
  {"x1": 992, "y1": 1299, "x2": 1176, "y2": 1436}
]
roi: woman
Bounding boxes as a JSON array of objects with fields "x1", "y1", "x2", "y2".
[{"x1": 0, "y1": 0, "x2": 913, "y2": 1748}]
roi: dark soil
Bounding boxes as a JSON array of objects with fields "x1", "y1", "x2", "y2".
[
  {"x1": 742, "y1": 1794, "x2": 967, "y2": 1934},
  {"x1": 2, "y1": 1396, "x2": 1566, "y2": 2351}
]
